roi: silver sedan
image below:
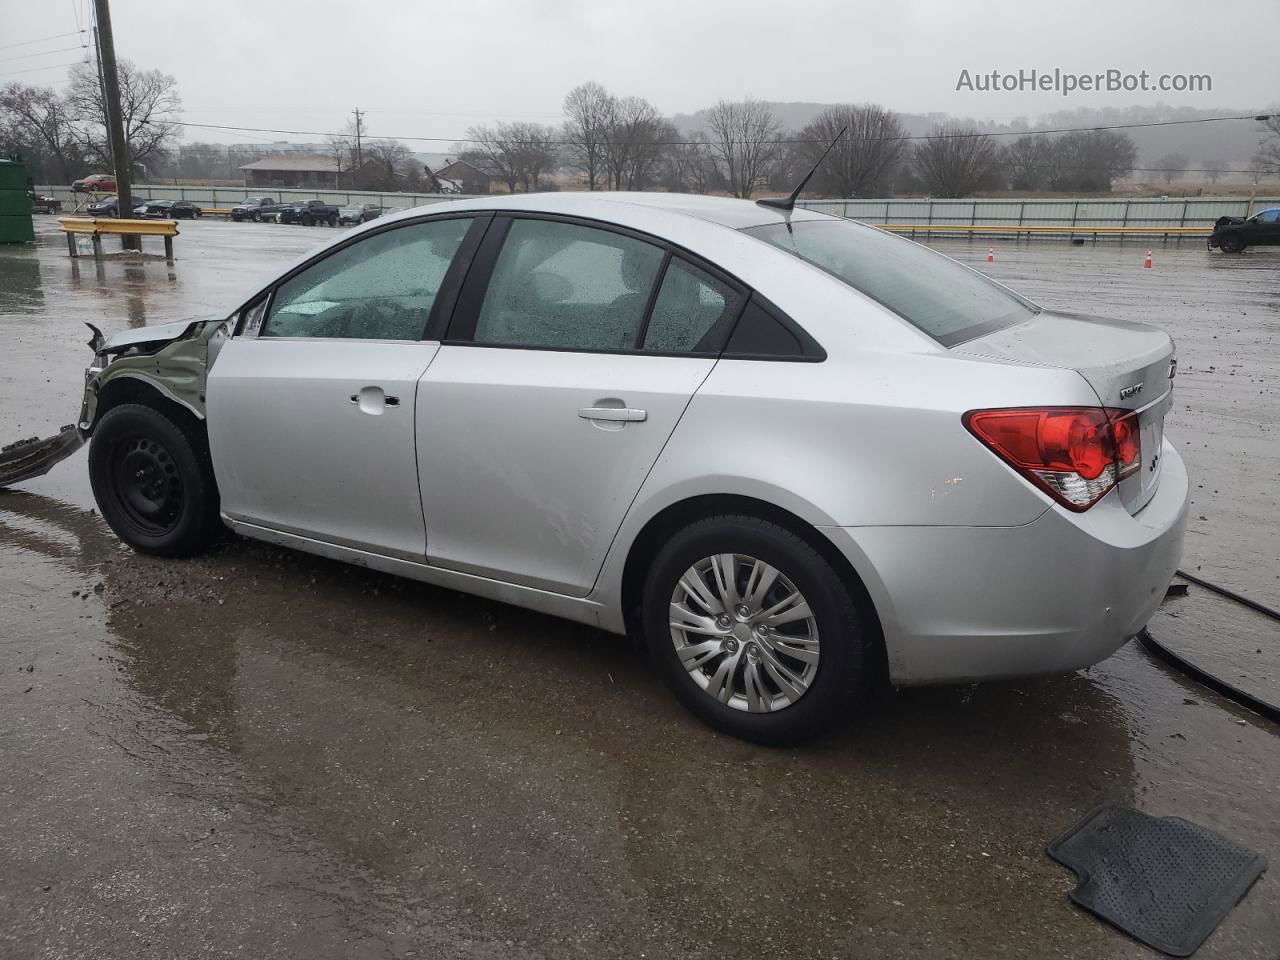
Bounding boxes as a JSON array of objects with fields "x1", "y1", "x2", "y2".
[{"x1": 60, "y1": 192, "x2": 1188, "y2": 743}]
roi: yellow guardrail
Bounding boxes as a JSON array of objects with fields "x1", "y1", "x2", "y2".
[
  {"x1": 875, "y1": 223, "x2": 1212, "y2": 236},
  {"x1": 59, "y1": 216, "x2": 179, "y2": 236},
  {"x1": 201, "y1": 207, "x2": 232, "y2": 216},
  {"x1": 58, "y1": 216, "x2": 180, "y2": 261}
]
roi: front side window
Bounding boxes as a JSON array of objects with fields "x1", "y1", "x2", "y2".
[
  {"x1": 261, "y1": 217, "x2": 472, "y2": 340},
  {"x1": 745, "y1": 219, "x2": 1036, "y2": 346},
  {"x1": 1254, "y1": 209, "x2": 1280, "y2": 223},
  {"x1": 473, "y1": 219, "x2": 664, "y2": 350},
  {"x1": 642, "y1": 258, "x2": 743, "y2": 353}
]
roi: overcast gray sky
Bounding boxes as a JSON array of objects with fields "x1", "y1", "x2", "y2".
[{"x1": 4, "y1": 0, "x2": 1278, "y2": 144}]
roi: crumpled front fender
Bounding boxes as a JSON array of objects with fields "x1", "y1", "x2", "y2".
[{"x1": 0, "y1": 318, "x2": 226, "y2": 489}]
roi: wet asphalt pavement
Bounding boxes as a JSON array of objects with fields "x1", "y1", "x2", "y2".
[{"x1": 2, "y1": 216, "x2": 1278, "y2": 959}]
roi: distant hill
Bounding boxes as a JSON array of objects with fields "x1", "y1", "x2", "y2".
[{"x1": 671, "y1": 102, "x2": 1271, "y2": 171}]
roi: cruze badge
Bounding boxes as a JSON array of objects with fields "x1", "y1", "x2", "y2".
[{"x1": 1119, "y1": 382, "x2": 1144, "y2": 401}]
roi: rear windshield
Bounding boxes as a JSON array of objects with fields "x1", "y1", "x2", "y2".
[{"x1": 744, "y1": 219, "x2": 1036, "y2": 346}]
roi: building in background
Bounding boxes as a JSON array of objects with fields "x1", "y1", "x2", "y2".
[
  {"x1": 431, "y1": 159, "x2": 500, "y2": 194},
  {"x1": 239, "y1": 154, "x2": 383, "y2": 189}
]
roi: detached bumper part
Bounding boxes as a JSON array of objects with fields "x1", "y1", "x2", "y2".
[{"x1": 0, "y1": 425, "x2": 85, "y2": 487}]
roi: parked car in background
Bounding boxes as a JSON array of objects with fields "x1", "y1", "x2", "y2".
[
  {"x1": 1208, "y1": 208, "x2": 1280, "y2": 253},
  {"x1": 29, "y1": 191, "x2": 61, "y2": 214},
  {"x1": 338, "y1": 203, "x2": 383, "y2": 225},
  {"x1": 277, "y1": 199, "x2": 340, "y2": 226},
  {"x1": 86, "y1": 195, "x2": 149, "y2": 216},
  {"x1": 231, "y1": 197, "x2": 276, "y2": 222},
  {"x1": 58, "y1": 193, "x2": 1189, "y2": 744},
  {"x1": 142, "y1": 199, "x2": 202, "y2": 220},
  {"x1": 72, "y1": 173, "x2": 116, "y2": 193}
]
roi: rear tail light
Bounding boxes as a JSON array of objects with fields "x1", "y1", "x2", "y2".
[{"x1": 963, "y1": 407, "x2": 1141, "y2": 511}]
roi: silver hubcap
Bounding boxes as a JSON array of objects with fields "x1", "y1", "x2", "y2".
[{"x1": 669, "y1": 554, "x2": 820, "y2": 713}]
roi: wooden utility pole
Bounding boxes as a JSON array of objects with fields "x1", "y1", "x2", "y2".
[
  {"x1": 352, "y1": 107, "x2": 364, "y2": 174},
  {"x1": 93, "y1": 0, "x2": 136, "y2": 247}
]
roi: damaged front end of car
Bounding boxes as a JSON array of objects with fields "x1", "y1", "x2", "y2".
[{"x1": 0, "y1": 318, "x2": 227, "y2": 488}]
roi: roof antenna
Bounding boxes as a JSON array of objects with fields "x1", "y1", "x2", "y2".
[{"x1": 756, "y1": 125, "x2": 848, "y2": 212}]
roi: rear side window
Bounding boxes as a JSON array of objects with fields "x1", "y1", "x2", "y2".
[
  {"x1": 473, "y1": 219, "x2": 664, "y2": 350},
  {"x1": 261, "y1": 217, "x2": 471, "y2": 340},
  {"x1": 641, "y1": 258, "x2": 743, "y2": 353},
  {"x1": 745, "y1": 220, "x2": 1036, "y2": 346}
]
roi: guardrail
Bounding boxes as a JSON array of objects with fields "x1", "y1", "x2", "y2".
[
  {"x1": 37, "y1": 185, "x2": 470, "y2": 212},
  {"x1": 872, "y1": 223, "x2": 1212, "y2": 239},
  {"x1": 797, "y1": 196, "x2": 1277, "y2": 233}
]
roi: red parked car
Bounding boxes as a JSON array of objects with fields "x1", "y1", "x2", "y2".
[{"x1": 72, "y1": 173, "x2": 117, "y2": 193}]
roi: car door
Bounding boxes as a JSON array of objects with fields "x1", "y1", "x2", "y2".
[
  {"x1": 206, "y1": 214, "x2": 484, "y2": 559},
  {"x1": 1256, "y1": 208, "x2": 1280, "y2": 244},
  {"x1": 417, "y1": 215, "x2": 747, "y2": 597}
]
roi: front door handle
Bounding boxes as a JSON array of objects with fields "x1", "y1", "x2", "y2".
[
  {"x1": 350, "y1": 394, "x2": 400, "y2": 406},
  {"x1": 350, "y1": 386, "x2": 399, "y2": 416},
  {"x1": 578, "y1": 406, "x2": 647, "y2": 422}
]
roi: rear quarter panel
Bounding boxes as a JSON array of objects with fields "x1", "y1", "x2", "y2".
[{"x1": 590, "y1": 346, "x2": 1099, "y2": 627}]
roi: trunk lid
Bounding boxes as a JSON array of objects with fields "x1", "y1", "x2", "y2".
[{"x1": 954, "y1": 311, "x2": 1175, "y2": 513}]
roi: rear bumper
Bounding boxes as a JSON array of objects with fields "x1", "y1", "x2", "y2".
[{"x1": 822, "y1": 438, "x2": 1189, "y2": 685}]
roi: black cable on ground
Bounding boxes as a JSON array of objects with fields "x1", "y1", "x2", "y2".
[
  {"x1": 1174, "y1": 569, "x2": 1280, "y2": 622},
  {"x1": 1137, "y1": 569, "x2": 1280, "y2": 725}
]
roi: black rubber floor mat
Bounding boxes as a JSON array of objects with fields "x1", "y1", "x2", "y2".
[{"x1": 1047, "y1": 805, "x2": 1266, "y2": 956}]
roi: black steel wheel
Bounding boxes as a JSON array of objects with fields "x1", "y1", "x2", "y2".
[{"x1": 89, "y1": 403, "x2": 221, "y2": 557}]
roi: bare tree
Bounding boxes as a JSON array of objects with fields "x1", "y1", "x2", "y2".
[
  {"x1": 660, "y1": 133, "x2": 715, "y2": 194},
  {"x1": 1253, "y1": 111, "x2": 1280, "y2": 177},
  {"x1": 1201, "y1": 158, "x2": 1225, "y2": 185},
  {"x1": 0, "y1": 82, "x2": 86, "y2": 183},
  {"x1": 364, "y1": 139, "x2": 414, "y2": 190},
  {"x1": 463, "y1": 122, "x2": 557, "y2": 193},
  {"x1": 562, "y1": 81, "x2": 612, "y2": 190},
  {"x1": 703, "y1": 97, "x2": 781, "y2": 198},
  {"x1": 912, "y1": 123, "x2": 1002, "y2": 197},
  {"x1": 1004, "y1": 134, "x2": 1054, "y2": 191},
  {"x1": 326, "y1": 134, "x2": 352, "y2": 181},
  {"x1": 795, "y1": 104, "x2": 906, "y2": 198},
  {"x1": 1153, "y1": 152, "x2": 1189, "y2": 185},
  {"x1": 65, "y1": 60, "x2": 181, "y2": 174},
  {"x1": 1043, "y1": 130, "x2": 1136, "y2": 192},
  {"x1": 615, "y1": 98, "x2": 667, "y2": 190}
]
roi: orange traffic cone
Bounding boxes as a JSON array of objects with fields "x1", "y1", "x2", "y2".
[
  {"x1": 986, "y1": 247, "x2": 994, "y2": 263},
  {"x1": 1143, "y1": 249, "x2": 1153, "y2": 269}
]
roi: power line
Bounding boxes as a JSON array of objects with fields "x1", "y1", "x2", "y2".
[
  {"x1": 0, "y1": 30, "x2": 86, "y2": 52},
  {"x1": 0, "y1": 59, "x2": 87, "y2": 79},
  {"x1": 165, "y1": 112, "x2": 1271, "y2": 148},
  {"x1": 0, "y1": 44, "x2": 89, "y2": 65}
]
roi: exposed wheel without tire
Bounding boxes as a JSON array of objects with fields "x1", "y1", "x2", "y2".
[
  {"x1": 642, "y1": 515, "x2": 871, "y2": 745},
  {"x1": 88, "y1": 403, "x2": 221, "y2": 557}
]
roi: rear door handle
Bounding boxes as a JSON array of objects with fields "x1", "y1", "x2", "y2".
[{"x1": 578, "y1": 406, "x2": 647, "y2": 422}]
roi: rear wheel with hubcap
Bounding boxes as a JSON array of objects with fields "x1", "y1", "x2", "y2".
[
  {"x1": 642, "y1": 515, "x2": 871, "y2": 744},
  {"x1": 89, "y1": 403, "x2": 221, "y2": 557}
]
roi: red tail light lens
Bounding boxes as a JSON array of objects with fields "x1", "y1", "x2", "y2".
[{"x1": 963, "y1": 407, "x2": 1142, "y2": 511}]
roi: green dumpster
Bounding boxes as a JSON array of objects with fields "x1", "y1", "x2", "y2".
[{"x1": 0, "y1": 158, "x2": 36, "y2": 244}]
